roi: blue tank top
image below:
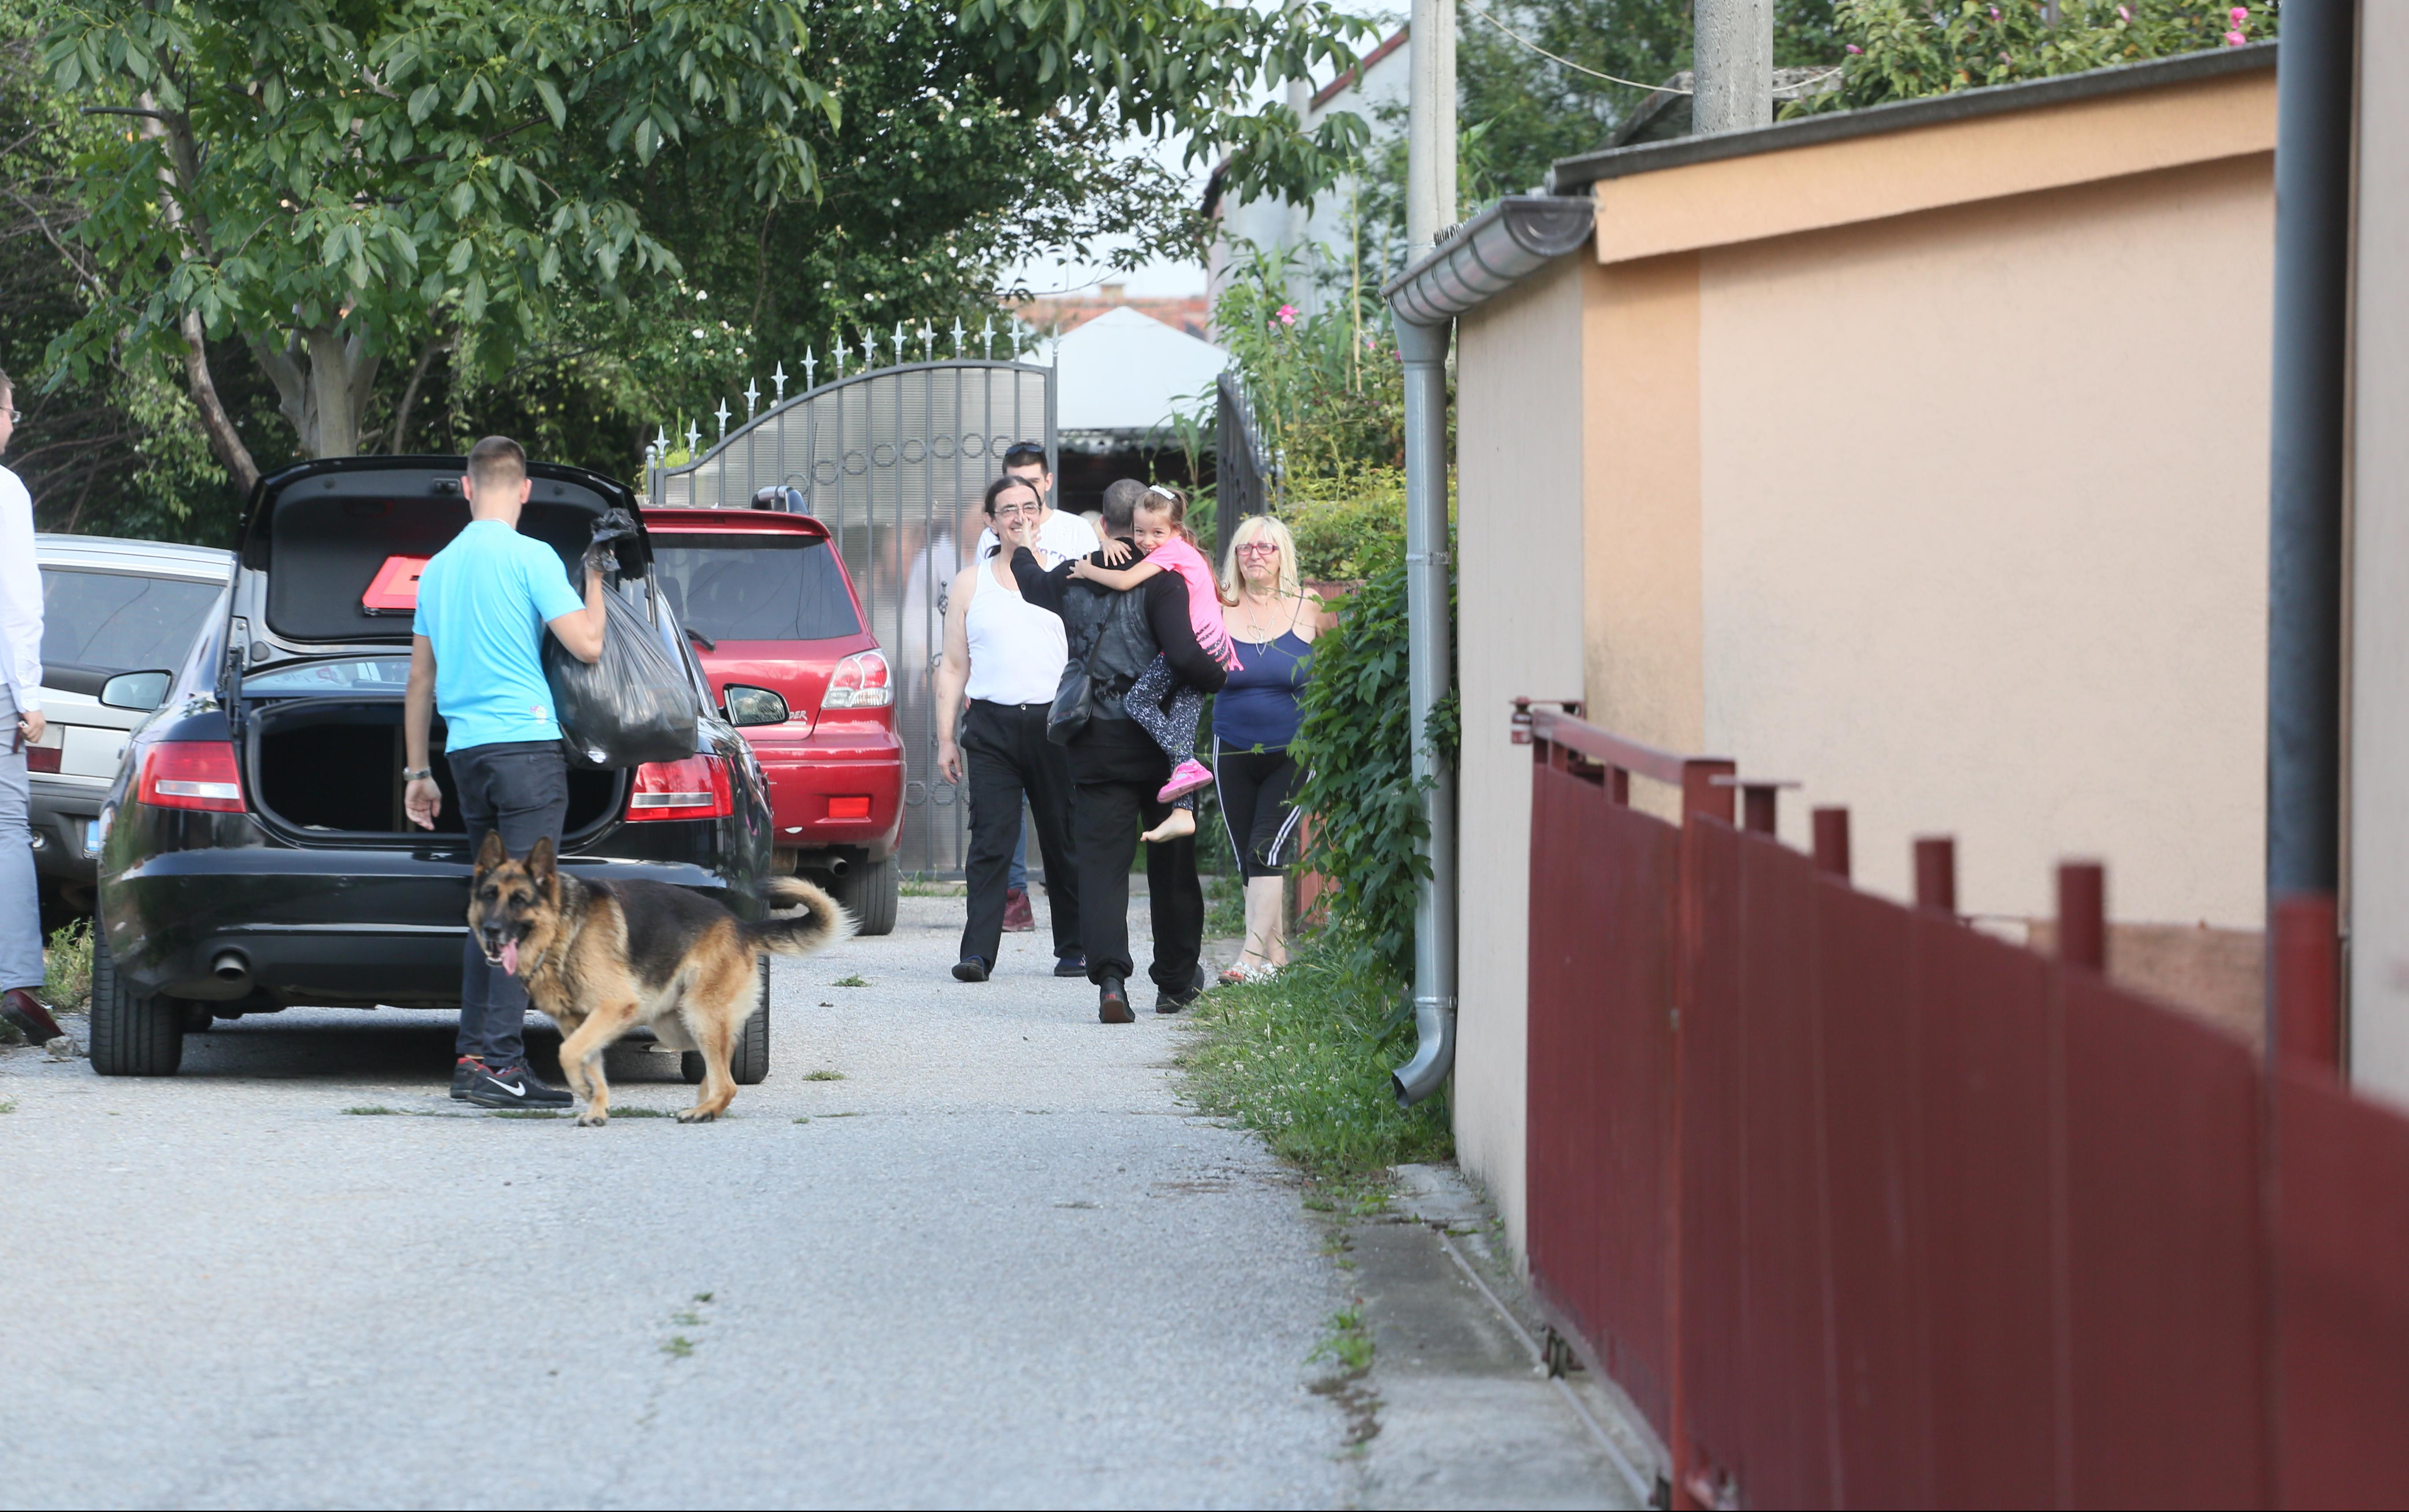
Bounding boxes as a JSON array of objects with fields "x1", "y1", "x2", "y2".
[{"x1": 1214, "y1": 629, "x2": 1313, "y2": 751}]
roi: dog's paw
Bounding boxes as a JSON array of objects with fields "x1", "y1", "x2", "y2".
[
  {"x1": 674, "y1": 1107, "x2": 718, "y2": 1124},
  {"x1": 575, "y1": 1110, "x2": 609, "y2": 1128}
]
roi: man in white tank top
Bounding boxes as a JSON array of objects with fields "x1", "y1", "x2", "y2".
[{"x1": 934, "y1": 478, "x2": 1084, "y2": 981}]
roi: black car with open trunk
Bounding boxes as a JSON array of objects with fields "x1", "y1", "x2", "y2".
[{"x1": 89, "y1": 457, "x2": 776, "y2": 1077}]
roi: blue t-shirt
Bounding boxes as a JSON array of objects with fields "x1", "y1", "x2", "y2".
[
  {"x1": 411, "y1": 519, "x2": 585, "y2": 752},
  {"x1": 1214, "y1": 630, "x2": 1314, "y2": 751}
]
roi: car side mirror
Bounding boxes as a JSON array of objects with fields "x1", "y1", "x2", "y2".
[
  {"x1": 723, "y1": 684, "x2": 788, "y2": 727},
  {"x1": 99, "y1": 670, "x2": 173, "y2": 712}
]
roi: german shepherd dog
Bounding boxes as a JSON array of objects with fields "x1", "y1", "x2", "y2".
[{"x1": 467, "y1": 832, "x2": 852, "y2": 1126}]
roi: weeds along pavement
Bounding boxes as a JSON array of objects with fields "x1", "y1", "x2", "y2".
[{"x1": 0, "y1": 893, "x2": 1356, "y2": 1509}]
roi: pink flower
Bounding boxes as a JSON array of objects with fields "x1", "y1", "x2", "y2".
[
  {"x1": 2225, "y1": 27, "x2": 2245, "y2": 44},
  {"x1": 2231, "y1": 6, "x2": 2248, "y2": 21},
  {"x1": 2117, "y1": 5, "x2": 2130, "y2": 18},
  {"x1": 1275, "y1": 304, "x2": 1297, "y2": 327},
  {"x1": 1988, "y1": 4, "x2": 1999, "y2": 16},
  {"x1": 1845, "y1": 43, "x2": 1861, "y2": 53}
]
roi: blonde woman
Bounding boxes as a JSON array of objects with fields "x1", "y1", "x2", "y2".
[{"x1": 1212, "y1": 514, "x2": 1326, "y2": 981}]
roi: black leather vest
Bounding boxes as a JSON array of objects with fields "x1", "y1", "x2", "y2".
[{"x1": 1059, "y1": 579, "x2": 1159, "y2": 721}]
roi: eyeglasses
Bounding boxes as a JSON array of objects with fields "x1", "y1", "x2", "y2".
[
  {"x1": 992, "y1": 502, "x2": 1039, "y2": 518},
  {"x1": 1235, "y1": 542, "x2": 1281, "y2": 556},
  {"x1": 0, "y1": 409, "x2": 18, "y2": 424}
]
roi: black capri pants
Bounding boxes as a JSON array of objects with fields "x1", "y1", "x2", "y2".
[{"x1": 1213, "y1": 740, "x2": 1303, "y2": 880}]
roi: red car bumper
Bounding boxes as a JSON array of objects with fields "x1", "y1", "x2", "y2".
[{"x1": 742, "y1": 722, "x2": 906, "y2": 861}]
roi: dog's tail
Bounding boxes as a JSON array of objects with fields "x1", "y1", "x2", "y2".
[{"x1": 743, "y1": 875, "x2": 855, "y2": 957}]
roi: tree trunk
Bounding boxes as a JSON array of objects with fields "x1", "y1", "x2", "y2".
[
  {"x1": 253, "y1": 326, "x2": 382, "y2": 458},
  {"x1": 179, "y1": 313, "x2": 260, "y2": 496}
]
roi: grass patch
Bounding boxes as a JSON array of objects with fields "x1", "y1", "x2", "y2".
[
  {"x1": 610, "y1": 1106, "x2": 670, "y2": 1118},
  {"x1": 898, "y1": 874, "x2": 963, "y2": 897},
  {"x1": 344, "y1": 1105, "x2": 403, "y2": 1116},
  {"x1": 792, "y1": 1116, "x2": 811, "y2": 1124},
  {"x1": 661, "y1": 1335, "x2": 696, "y2": 1359},
  {"x1": 43, "y1": 919, "x2": 93, "y2": 1013},
  {"x1": 1175, "y1": 947, "x2": 1451, "y2": 1180},
  {"x1": 830, "y1": 974, "x2": 869, "y2": 988},
  {"x1": 0, "y1": 1100, "x2": 16, "y2": 1114},
  {"x1": 1308, "y1": 1306, "x2": 1374, "y2": 1374},
  {"x1": 1203, "y1": 871, "x2": 1244, "y2": 939},
  {"x1": 820, "y1": 1110, "x2": 862, "y2": 1118},
  {"x1": 802, "y1": 1069, "x2": 846, "y2": 1081},
  {"x1": 489, "y1": 1109, "x2": 563, "y2": 1120}
]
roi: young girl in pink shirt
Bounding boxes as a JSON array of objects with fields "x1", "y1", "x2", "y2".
[{"x1": 1069, "y1": 484, "x2": 1235, "y2": 841}]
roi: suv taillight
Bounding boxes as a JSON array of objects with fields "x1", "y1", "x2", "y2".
[
  {"x1": 822, "y1": 650, "x2": 892, "y2": 710},
  {"x1": 137, "y1": 741, "x2": 247, "y2": 813},
  {"x1": 625, "y1": 754, "x2": 733, "y2": 820}
]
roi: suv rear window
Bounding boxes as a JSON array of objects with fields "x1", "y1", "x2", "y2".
[
  {"x1": 41, "y1": 568, "x2": 224, "y2": 693},
  {"x1": 650, "y1": 533, "x2": 862, "y2": 642}
]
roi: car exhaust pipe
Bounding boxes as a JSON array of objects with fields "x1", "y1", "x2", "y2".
[
  {"x1": 211, "y1": 950, "x2": 250, "y2": 986},
  {"x1": 828, "y1": 856, "x2": 851, "y2": 878}
]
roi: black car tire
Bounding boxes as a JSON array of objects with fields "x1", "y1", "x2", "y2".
[
  {"x1": 681, "y1": 957, "x2": 770, "y2": 1087},
  {"x1": 89, "y1": 928, "x2": 184, "y2": 1077},
  {"x1": 837, "y1": 853, "x2": 897, "y2": 937}
]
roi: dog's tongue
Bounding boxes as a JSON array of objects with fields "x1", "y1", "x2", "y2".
[{"x1": 501, "y1": 939, "x2": 520, "y2": 977}]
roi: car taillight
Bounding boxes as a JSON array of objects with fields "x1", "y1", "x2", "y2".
[
  {"x1": 625, "y1": 754, "x2": 733, "y2": 820},
  {"x1": 26, "y1": 744, "x2": 60, "y2": 774},
  {"x1": 821, "y1": 650, "x2": 892, "y2": 710},
  {"x1": 137, "y1": 741, "x2": 246, "y2": 813}
]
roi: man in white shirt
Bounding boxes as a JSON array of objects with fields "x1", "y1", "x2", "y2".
[
  {"x1": 0, "y1": 368, "x2": 66, "y2": 1047},
  {"x1": 976, "y1": 441, "x2": 1098, "y2": 567}
]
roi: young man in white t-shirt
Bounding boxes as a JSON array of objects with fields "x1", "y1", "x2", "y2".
[
  {"x1": 0, "y1": 367, "x2": 66, "y2": 1049},
  {"x1": 976, "y1": 442, "x2": 1096, "y2": 567}
]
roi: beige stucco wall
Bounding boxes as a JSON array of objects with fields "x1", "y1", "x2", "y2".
[
  {"x1": 1695, "y1": 155, "x2": 2272, "y2": 925},
  {"x1": 1452, "y1": 255, "x2": 1589, "y2": 1257},
  {"x1": 2351, "y1": 6, "x2": 2409, "y2": 1111}
]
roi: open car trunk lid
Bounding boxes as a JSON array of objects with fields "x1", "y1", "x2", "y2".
[{"x1": 235, "y1": 456, "x2": 648, "y2": 657}]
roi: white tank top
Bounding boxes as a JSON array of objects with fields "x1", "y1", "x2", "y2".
[{"x1": 964, "y1": 560, "x2": 1068, "y2": 704}]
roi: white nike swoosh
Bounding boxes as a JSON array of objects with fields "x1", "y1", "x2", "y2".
[{"x1": 493, "y1": 1080, "x2": 525, "y2": 1096}]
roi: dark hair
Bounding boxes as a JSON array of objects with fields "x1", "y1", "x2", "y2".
[
  {"x1": 1002, "y1": 441, "x2": 1047, "y2": 469},
  {"x1": 1099, "y1": 477, "x2": 1151, "y2": 533},
  {"x1": 983, "y1": 474, "x2": 1040, "y2": 516},
  {"x1": 1134, "y1": 482, "x2": 1193, "y2": 544},
  {"x1": 465, "y1": 435, "x2": 527, "y2": 487}
]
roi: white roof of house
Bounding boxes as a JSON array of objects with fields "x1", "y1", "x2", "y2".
[{"x1": 1039, "y1": 305, "x2": 1229, "y2": 435}]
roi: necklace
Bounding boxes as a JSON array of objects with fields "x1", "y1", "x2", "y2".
[{"x1": 1229, "y1": 586, "x2": 1295, "y2": 644}]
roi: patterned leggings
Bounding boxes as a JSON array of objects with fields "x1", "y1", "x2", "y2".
[{"x1": 1124, "y1": 655, "x2": 1204, "y2": 808}]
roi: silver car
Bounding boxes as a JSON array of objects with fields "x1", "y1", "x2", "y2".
[{"x1": 29, "y1": 534, "x2": 234, "y2": 913}]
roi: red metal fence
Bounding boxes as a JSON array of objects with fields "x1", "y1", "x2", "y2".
[{"x1": 1518, "y1": 701, "x2": 2409, "y2": 1510}]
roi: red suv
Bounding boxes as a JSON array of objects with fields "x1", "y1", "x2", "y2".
[{"x1": 644, "y1": 507, "x2": 903, "y2": 933}]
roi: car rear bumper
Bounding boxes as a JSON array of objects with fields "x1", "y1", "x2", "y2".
[
  {"x1": 29, "y1": 775, "x2": 107, "y2": 887},
  {"x1": 747, "y1": 726, "x2": 905, "y2": 859},
  {"x1": 105, "y1": 849, "x2": 748, "y2": 1008}
]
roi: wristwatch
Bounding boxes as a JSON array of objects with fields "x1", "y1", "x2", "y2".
[{"x1": 402, "y1": 766, "x2": 432, "y2": 782}]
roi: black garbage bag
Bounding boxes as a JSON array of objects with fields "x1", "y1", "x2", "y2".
[{"x1": 545, "y1": 513, "x2": 696, "y2": 768}]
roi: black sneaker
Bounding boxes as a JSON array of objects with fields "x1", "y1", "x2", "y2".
[
  {"x1": 952, "y1": 956, "x2": 990, "y2": 982},
  {"x1": 464, "y1": 1063, "x2": 573, "y2": 1109},
  {"x1": 1098, "y1": 976, "x2": 1133, "y2": 1024},
  {"x1": 449, "y1": 1056, "x2": 486, "y2": 1100},
  {"x1": 1053, "y1": 955, "x2": 1087, "y2": 978},
  {"x1": 1156, "y1": 980, "x2": 1203, "y2": 1015}
]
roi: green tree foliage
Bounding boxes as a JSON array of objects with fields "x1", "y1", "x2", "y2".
[
  {"x1": 1809, "y1": 0, "x2": 2273, "y2": 112},
  {"x1": 15, "y1": 0, "x2": 1374, "y2": 538},
  {"x1": 1212, "y1": 242, "x2": 1402, "y2": 487}
]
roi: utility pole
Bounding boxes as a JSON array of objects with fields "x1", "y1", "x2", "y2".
[
  {"x1": 1693, "y1": 0, "x2": 1773, "y2": 136},
  {"x1": 1405, "y1": 0, "x2": 1457, "y2": 265}
]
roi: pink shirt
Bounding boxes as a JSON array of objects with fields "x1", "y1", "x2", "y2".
[{"x1": 1145, "y1": 535, "x2": 1238, "y2": 670}]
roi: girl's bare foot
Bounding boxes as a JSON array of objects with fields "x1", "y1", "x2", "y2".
[{"x1": 1141, "y1": 807, "x2": 1196, "y2": 843}]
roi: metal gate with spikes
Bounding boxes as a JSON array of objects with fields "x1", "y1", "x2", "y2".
[{"x1": 646, "y1": 354, "x2": 1056, "y2": 878}]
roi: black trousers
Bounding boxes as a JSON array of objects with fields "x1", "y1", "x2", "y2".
[
  {"x1": 961, "y1": 700, "x2": 1082, "y2": 965},
  {"x1": 1214, "y1": 741, "x2": 1302, "y2": 880},
  {"x1": 1073, "y1": 777, "x2": 1203, "y2": 991},
  {"x1": 449, "y1": 740, "x2": 570, "y2": 1067}
]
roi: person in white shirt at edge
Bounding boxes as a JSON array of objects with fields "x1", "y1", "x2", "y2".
[
  {"x1": 0, "y1": 367, "x2": 68, "y2": 1048},
  {"x1": 973, "y1": 441, "x2": 1093, "y2": 931},
  {"x1": 934, "y1": 475, "x2": 1084, "y2": 982}
]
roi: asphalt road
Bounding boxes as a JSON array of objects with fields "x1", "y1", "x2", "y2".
[{"x1": 0, "y1": 893, "x2": 1356, "y2": 1509}]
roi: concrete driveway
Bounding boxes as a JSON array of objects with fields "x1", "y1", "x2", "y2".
[{"x1": 0, "y1": 894, "x2": 1357, "y2": 1508}]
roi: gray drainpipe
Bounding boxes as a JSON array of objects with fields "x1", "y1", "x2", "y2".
[{"x1": 1383, "y1": 195, "x2": 1596, "y2": 1106}]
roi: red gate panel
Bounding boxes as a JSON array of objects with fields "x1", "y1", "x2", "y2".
[
  {"x1": 1527, "y1": 759, "x2": 1680, "y2": 1433},
  {"x1": 2060, "y1": 973, "x2": 2267, "y2": 1508},
  {"x1": 2272, "y1": 1066, "x2": 2409, "y2": 1509}
]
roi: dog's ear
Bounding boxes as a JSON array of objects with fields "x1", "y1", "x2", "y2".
[
  {"x1": 475, "y1": 830, "x2": 508, "y2": 874},
  {"x1": 526, "y1": 835, "x2": 558, "y2": 890}
]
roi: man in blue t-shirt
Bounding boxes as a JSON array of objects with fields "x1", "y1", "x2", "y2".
[{"x1": 402, "y1": 435, "x2": 606, "y2": 1109}]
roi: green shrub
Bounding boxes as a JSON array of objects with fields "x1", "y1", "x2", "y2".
[
  {"x1": 1280, "y1": 469, "x2": 1404, "y2": 585},
  {"x1": 1178, "y1": 947, "x2": 1453, "y2": 1178},
  {"x1": 43, "y1": 919, "x2": 92, "y2": 1013}
]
